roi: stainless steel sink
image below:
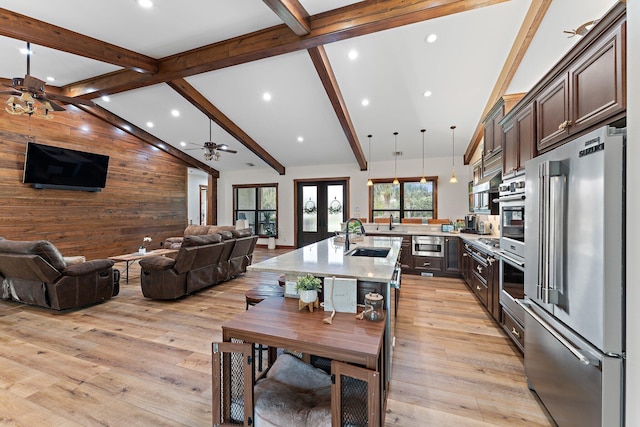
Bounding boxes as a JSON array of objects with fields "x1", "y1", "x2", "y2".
[{"x1": 345, "y1": 247, "x2": 391, "y2": 257}]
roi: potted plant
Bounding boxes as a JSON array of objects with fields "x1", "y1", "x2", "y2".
[
  {"x1": 295, "y1": 274, "x2": 322, "y2": 303},
  {"x1": 140, "y1": 236, "x2": 152, "y2": 254}
]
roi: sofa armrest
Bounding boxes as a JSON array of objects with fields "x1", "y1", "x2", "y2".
[
  {"x1": 63, "y1": 259, "x2": 115, "y2": 276},
  {"x1": 139, "y1": 256, "x2": 176, "y2": 271}
]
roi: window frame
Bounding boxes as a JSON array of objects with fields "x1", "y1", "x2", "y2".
[
  {"x1": 368, "y1": 176, "x2": 438, "y2": 222},
  {"x1": 232, "y1": 183, "x2": 278, "y2": 238}
]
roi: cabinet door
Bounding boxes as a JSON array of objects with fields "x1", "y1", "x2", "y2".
[
  {"x1": 444, "y1": 237, "x2": 459, "y2": 273},
  {"x1": 569, "y1": 22, "x2": 625, "y2": 134},
  {"x1": 502, "y1": 121, "x2": 518, "y2": 178},
  {"x1": 484, "y1": 105, "x2": 504, "y2": 157},
  {"x1": 399, "y1": 236, "x2": 412, "y2": 271},
  {"x1": 536, "y1": 74, "x2": 569, "y2": 152},
  {"x1": 516, "y1": 103, "x2": 536, "y2": 171}
]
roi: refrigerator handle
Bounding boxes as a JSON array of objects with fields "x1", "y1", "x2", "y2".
[
  {"x1": 538, "y1": 161, "x2": 562, "y2": 305},
  {"x1": 518, "y1": 300, "x2": 600, "y2": 367}
]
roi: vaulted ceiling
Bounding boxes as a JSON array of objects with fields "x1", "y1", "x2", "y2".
[{"x1": 0, "y1": 0, "x2": 618, "y2": 178}]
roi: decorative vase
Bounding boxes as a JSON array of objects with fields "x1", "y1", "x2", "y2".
[
  {"x1": 299, "y1": 290, "x2": 318, "y2": 304},
  {"x1": 139, "y1": 247, "x2": 146, "y2": 254},
  {"x1": 267, "y1": 236, "x2": 276, "y2": 250}
]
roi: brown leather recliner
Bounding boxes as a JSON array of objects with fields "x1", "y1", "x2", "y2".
[
  {"x1": 227, "y1": 229, "x2": 259, "y2": 280},
  {"x1": 139, "y1": 234, "x2": 226, "y2": 300},
  {"x1": 0, "y1": 239, "x2": 118, "y2": 310}
]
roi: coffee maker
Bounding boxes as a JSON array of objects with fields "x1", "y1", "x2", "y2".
[{"x1": 464, "y1": 214, "x2": 477, "y2": 232}]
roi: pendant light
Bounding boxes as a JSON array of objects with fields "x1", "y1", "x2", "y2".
[
  {"x1": 420, "y1": 129, "x2": 427, "y2": 184},
  {"x1": 392, "y1": 132, "x2": 399, "y2": 185},
  {"x1": 449, "y1": 125, "x2": 458, "y2": 184},
  {"x1": 367, "y1": 134, "x2": 374, "y2": 186}
]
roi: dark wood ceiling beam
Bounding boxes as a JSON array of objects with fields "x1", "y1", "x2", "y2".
[
  {"x1": 76, "y1": 104, "x2": 219, "y2": 177},
  {"x1": 308, "y1": 46, "x2": 366, "y2": 171},
  {"x1": 464, "y1": 0, "x2": 552, "y2": 164},
  {"x1": 0, "y1": 8, "x2": 158, "y2": 73},
  {"x1": 262, "y1": 0, "x2": 311, "y2": 36},
  {"x1": 63, "y1": 0, "x2": 508, "y2": 99},
  {"x1": 167, "y1": 78, "x2": 286, "y2": 175}
]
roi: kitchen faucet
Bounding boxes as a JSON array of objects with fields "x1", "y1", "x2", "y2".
[
  {"x1": 344, "y1": 217, "x2": 365, "y2": 252},
  {"x1": 389, "y1": 214, "x2": 394, "y2": 231}
]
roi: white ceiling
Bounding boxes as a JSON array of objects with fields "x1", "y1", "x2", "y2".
[{"x1": 0, "y1": 0, "x2": 619, "y2": 174}]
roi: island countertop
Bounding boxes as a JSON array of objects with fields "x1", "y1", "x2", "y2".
[{"x1": 247, "y1": 235, "x2": 403, "y2": 283}]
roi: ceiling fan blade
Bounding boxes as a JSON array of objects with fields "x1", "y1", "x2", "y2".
[
  {"x1": 218, "y1": 148, "x2": 237, "y2": 154},
  {"x1": 46, "y1": 93, "x2": 95, "y2": 107}
]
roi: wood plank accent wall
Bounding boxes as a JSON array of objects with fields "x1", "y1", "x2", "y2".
[{"x1": 0, "y1": 107, "x2": 189, "y2": 260}]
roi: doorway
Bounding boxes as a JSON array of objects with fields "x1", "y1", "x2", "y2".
[
  {"x1": 199, "y1": 185, "x2": 207, "y2": 225},
  {"x1": 295, "y1": 179, "x2": 348, "y2": 248}
]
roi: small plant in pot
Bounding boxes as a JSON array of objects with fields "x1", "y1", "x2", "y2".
[{"x1": 295, "y1": 274, "x2": 322, "y2": 303}]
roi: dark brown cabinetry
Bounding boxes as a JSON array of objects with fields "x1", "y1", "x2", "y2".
[
  {"x1": 444, "y1": 237, "x2": 459, "y2": 273},
  {"x1": 535, "y1": 11, "x2": 625, "y2": 152},
  {"x1": 483, "y1": 101, "x2": 504, "y2": 159},
  {"x1": 502, "y1": 102, "x2": 536, "y2": 178},
  {"x1": 399, "y1": 236, "x2": 411, "y2": 271}
]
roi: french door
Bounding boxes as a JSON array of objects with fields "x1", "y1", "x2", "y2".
[{"x1": 296, "y1": 179, "x2": 348, "y2": 248}]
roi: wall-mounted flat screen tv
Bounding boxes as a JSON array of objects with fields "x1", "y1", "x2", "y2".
[{"x1": 23, "y1": 142, "x2": 109, "y2": 192}]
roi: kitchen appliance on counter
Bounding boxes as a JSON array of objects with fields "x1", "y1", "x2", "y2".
[
  {"x1": 464, "y1": 214, "x2": 477, "y2": 233},
  {"x1": 472, "y1": 172, "x2": 501, "y2": 215},
  {"x1": 477, "y1": 221, "x2": 491, "y2": 235},
  {"x1": 521, "y1": 125, "x2": 626, "y2": 427}
]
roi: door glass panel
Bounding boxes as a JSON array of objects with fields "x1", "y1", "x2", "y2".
[
  {"x1": 327, "y1": 185, "x2": 344, "y2": 233},
  {"x1": 302, "y1": 186, "x2": 318, "y2": 232}
]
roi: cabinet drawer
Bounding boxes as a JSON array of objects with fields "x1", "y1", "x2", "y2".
[
  {"x1": 471, "y1": 257, "x2": 490, "y2": 282},
  {"x1": 470, "y1": 272, "x2": 488, "y2": 307},
  {"x1": 412, "y1": 256, "x2": 443, "y2": 272},
  {"x1": 501, "y1": 307, "x2": 525, "y2": 352}
]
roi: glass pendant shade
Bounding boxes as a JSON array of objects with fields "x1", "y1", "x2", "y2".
[{"x1": 449, "y1": 125, "x2": 458, "y2": 184}]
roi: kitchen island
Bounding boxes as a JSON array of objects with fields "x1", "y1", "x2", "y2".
[{"x1": 247, "y1": 234, "x2": 403, "y2": 420}]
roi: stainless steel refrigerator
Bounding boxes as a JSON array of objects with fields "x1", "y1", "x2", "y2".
[{"x1": 521, "y1": 125, "x2": 626, "y2": 426}]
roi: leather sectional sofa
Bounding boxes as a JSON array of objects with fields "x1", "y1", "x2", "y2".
[
  {"x1": 163, "y1": 224, "x2": 237, "y2": 250},
  {"x1": 0, "y1": 239, "x2": 119, "y2": 310},
  {"x1": 139, "y1": 228, "x2": 258, "y2": 299}
]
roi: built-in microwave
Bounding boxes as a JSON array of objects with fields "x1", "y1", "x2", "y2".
[{"x1": 497, "y1": 177, "x2": 525, "y2": 259}]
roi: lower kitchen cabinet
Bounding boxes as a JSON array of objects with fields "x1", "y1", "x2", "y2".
[
  {"x1": 501, "y1": 306, "x2": 525, "y2": 353},
  {"x1": 444, "y1": 237, "x2": 459, "y2": 273},
  {"x1": 460, "y1": 240, "x2": 499, "y2": 321},
  {"x1": 411, "y1": 255, "x2": 443, "y2": 274}
]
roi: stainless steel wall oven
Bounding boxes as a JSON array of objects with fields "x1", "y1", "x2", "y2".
[
  {"x1": 497, "y1": 177, "x2": 525, "y2": 259},
  {"x1": 499, "y1": 252, "x2": 525, "y2": 324}
]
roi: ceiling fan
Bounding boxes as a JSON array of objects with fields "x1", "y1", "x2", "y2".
[
  {"x1": 2, "y1": 42, "x2": 94, "y2": 118},
  {"x1": 185, "y1": 119, "x2": 237, "y2": 161}
]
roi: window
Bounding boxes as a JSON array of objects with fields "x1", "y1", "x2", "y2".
[
  {"x1": 370, "y1": 177, "x2": 437, "y2": 223},
  {"x1": 233, "y1": 184, "x2": 278, "y2": 237}
]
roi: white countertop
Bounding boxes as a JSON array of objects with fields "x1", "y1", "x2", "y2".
[{"x1": 248, "y1": 235, "x2": 403, "y2": 283}]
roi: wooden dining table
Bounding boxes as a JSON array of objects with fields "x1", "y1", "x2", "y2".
[{"x1": 222, "y1": 296, "x2": 386, "y2": 370}]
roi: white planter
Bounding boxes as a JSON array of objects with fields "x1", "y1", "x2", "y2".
[
  {"x1": 299, "y1": 290, "x2": 318, "y2": 304},
  {"x1": 138, "y1": 247, "x2": 146, "y2": 254},
  {"x1": 267, "y1": 236, "x2": 276, "y2": 250}
]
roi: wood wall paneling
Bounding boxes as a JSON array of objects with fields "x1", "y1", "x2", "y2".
[{"x1": 0, "y1": 108, "x2": 189, "y2": 260}]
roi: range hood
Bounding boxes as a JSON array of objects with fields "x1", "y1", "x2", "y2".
[{"x1": 472, "y1": 172, "x2": 501, "y2": 214}]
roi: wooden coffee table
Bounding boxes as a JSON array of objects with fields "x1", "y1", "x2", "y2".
[{"x1": 108, "y1": 248, "x2": 178, "y2": 283}]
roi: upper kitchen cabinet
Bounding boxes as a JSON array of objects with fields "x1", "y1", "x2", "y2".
[
  {"x1": 482, "y1": 94, "x2": 524, "y2": 178},
  {"x1": 536, "y1": 4, "x2": 626, "y2": 153},
  {"x1": 502, "y1": 102, "x2": 536, "y2": 178}
]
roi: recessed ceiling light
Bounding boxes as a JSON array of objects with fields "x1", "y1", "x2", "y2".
[
  {"x1": 46, "y1": 76, "x2": 55, "y2": 82},
  {"x1": 180, "y1": 141, "x2": 187, "y2": 147},
  {"x1": 137, "y1": 0, "x2": 153, "y2": 8},
  {"x1": 171, "y1": 109, "x2": 180, "y2": 117},
  {"x1": 101, "y1": 95, "x2": 110, "y2": 102},
  {"x1": 425, "y1": 34, "x2": 437, "y2": 43},
  {"x1": 297, "y1": 136, "x2": 304, "y2": 143},
  {"x1": 146, "y1": 121, "x2": 154, "y2": 128},
  {"x1": 361, "y1": 98, "x2": 370, "y2": 106},
  {"x1": 423, "y1": 90, "x2": 432, "y2": 97},
  {"x1": 263, "y1": 92, "x2": 272, "y2": 102},
  {"x1": 123, "y1": 125, "x2": 131, "y2": 131},
  {"x1": 348, "y1": 50, "x2": 358, "y2": 60},
  {"x1": 246, "y1": 163, "x2": 255, "y2": 167}
]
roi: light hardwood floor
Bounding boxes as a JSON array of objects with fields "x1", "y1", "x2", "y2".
[{"x1": 0, "y1": 248, "x2": 554, "y2": 426}]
